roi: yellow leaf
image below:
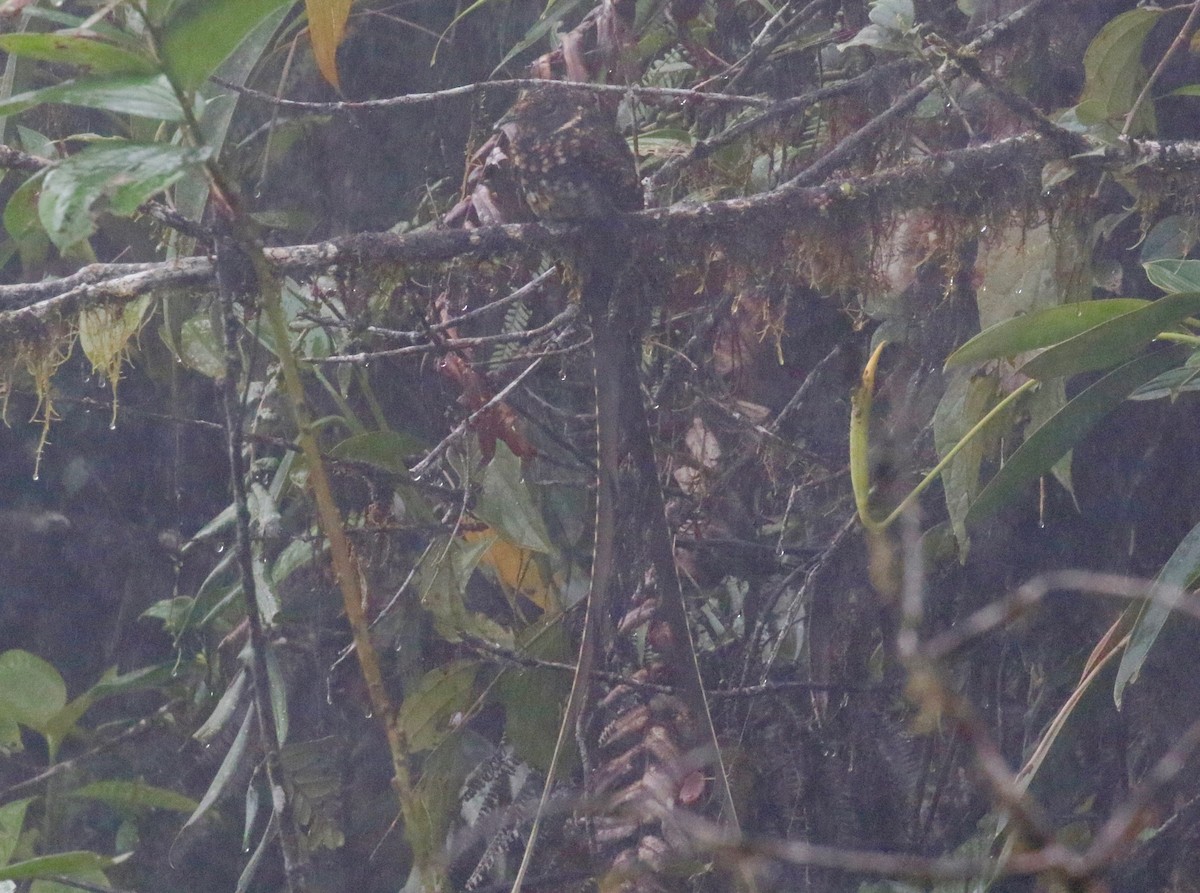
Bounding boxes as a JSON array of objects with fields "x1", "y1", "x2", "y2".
[
  {"x1": 462, "y1": 529, "x2": 558, "y2": 612},
  {"x1": 305, "y1": 0, "x2": 351, "y2": 90}
]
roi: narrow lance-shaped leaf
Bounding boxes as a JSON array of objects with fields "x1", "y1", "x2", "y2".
[{"x1": 966, "y1": 346, "x2": 1189, "y2": 526}]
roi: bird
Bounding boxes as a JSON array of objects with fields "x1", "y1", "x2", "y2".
[{"x1": 495, "y1": 86, "x2": 643, "y2": 223}]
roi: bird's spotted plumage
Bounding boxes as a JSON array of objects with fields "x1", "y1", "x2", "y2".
[{"x1": 497, "y1": 88, "x2": 643, "y2": 222}]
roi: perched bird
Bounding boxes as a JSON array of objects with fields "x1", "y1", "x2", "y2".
[{"x1": 495, "y1": 87, "x2": 643, "y2": 222}]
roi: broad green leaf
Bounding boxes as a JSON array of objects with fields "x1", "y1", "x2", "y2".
[
  {"x1": 0, "y1": 852, "x2": 115, "y2": 882},
  {"x1": 69, "y1": 780, "x2": 198, "y2": 813},
  {"x1": 0, "y1": 650, "x2": 66, "y2": 735},
  {"x1": 966, "y1": 347, "x2": 1188, "y2": 526},
  {"x1": 160, "y1": 0, "x2": 296, "y2": 91},
  {"x1": 1140, "y1": 215, "x2": 1198, "y2": 263},
  {"x1": 496, "y1": 622, "x2": 572, "y2": 773},
  {"x1": 329, "y1": 431, "x2": 423, "y2": 477},
  {"x1": 32, "y1": 868, "x2": 110, "y2": 893},
  {"x1": 1113, "y1": 519, "x2": 1200, "y2": 706},
  {"x1": 0, "y1": 75, "x2": 184, "y2": 121},
  {"x1": 178, "y1": 313, "x2": 225, "y2": 379},
  {"x1": 172, "y1": 5, "x2": 291, "y2": 250},
  {"x1": 946, "y1": 299, "x2": 1149, "y2": 368},
  {"x1": 1020, "y1": 292, "x2": 1200, "y2": 380},
  {"x1": 0, "y1": 800, "x2": 31, "y2": 867},
  {"x1": 1144, "y1": 258, "x2": 1200, "y2": 294},
  {"x1": 0, "y1": 34, "x2": 156, "y2": 76},
  {"x1": 1075, "y1": 7, "x2": 1163, "y2": 134},
  {"x1": 475, "y1": 443, "x2": 553, "y2": 553},
  {"x1": 39, "y1": 142, "x2": 210, "y2": 249},
  {"x1": 2, "y1": 173, "x2": 50, "y2": 272},
  {"x1": 932, "y1": 370, "x2": 1000, "y2": 559},
  {"x1": 397, "y1": 660, "x2": 478, "y2": 753},
  {"x1": 407, "y1": 733, "x2": 477, "y2": 881}
]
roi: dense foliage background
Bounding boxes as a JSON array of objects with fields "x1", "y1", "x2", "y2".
[{"x1": 2, "y1": 1, "x2": 1200, "y2": 892}]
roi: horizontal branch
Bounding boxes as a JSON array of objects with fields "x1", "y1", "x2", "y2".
[{"x1": 7, "y1": 131, "x2": 1200, "y2": 344}]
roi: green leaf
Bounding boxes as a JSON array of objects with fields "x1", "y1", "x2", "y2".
[
  {"x1": 3, "y1": 173, "x2": 50, "y2": 272},
  {"x1": 1075, "y1": 7, "x2": 1163, "y2": 134},
  {"x1": 945, "y1": 299, "x2": 1149, "y2": 368},
  {"x1": 193, "y1": 669, "x2": 249, "y2": 745},
  {"x1": 489, "y1": 0, "x2": 590, "y2": 74},
  {"x1": 932, "y1": 370, "x2": 1000, "y2": 559},
  {"x1": 396, "y1": 660, "x2": 478, "y2": 753},
  {"x1": 475, "y1": 443, "x2": 553, "y2": 553},
  {"x1": 160, "y1": 0, "x2": 297, "y2": 91},
  {"x1": 0, "y1": 799, "x2": 31, "y2": 868},
  {"x1": 329, "y1": 431, "x2": 423, "y2": 477},
  {"x1": 0, "y1": 34, "x2": 156, "y2": 76},
  {"x1": 1019, "y1": 292, "x2": 1200, "y2": 380},
  {"x1": 182, "y1": 708, "x2": 254, "y2": 833},
  {"x1": 966, "y1": 347, "x2": 1189, "y2": 526},
  {"x1": 69, "y1": 780, "x2": 198, "y2": 813},
  {"x1": 0, "y1": 650, "x2": 67, "y2": 736},
  {"x1": 0, "y1": 852, "x2": 115, "y2": 882},
  {"x1": 1128, "y1": 363, "x2": 1200, "y2": 400},
  {"x1": 39, "y1": 142, "x2": 210, "y2": 249},
  {"x1": 178, "y1": 312, "x2": 225, "y2": 378},
  {"x1": 496, "y1": 622, "x2": 572, "y2": 773},
  {"x1": 1114, "y1": 519, "x2": 1200, "y2": 706},
  {"x1": 1144, "y1": 258, "x2": 1200, "y2": 294},
  {"x1": 0, "y1": 75, "x2": 185, "y2": 121},
  {"x1": 32, "y1": 868, "x2": 111, "y2": 893}
]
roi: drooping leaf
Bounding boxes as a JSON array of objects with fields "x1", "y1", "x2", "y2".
[
  {"x1": 932, "y1": 370, "x2": 1000, "y2": 558},
  {"x1": 305, "y1": 0, "x2": 352, "y2": 89},
  {"x1": 38, "y1": 142, "x2": 211, "y2": 249},
  {"x1": 966, "y1": 346, "x2": 1189, "y2": 526},
  {"x1": 1113, "y1": 519, "x2": 1200, "y2": 705},
  {"x1": 181, "y1": 707, "x2": 255, "y2": 833}
]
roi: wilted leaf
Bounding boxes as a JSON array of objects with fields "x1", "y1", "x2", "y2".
[{"x1": 305, "y1": 0, "x2": 351, "y2": 89}]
